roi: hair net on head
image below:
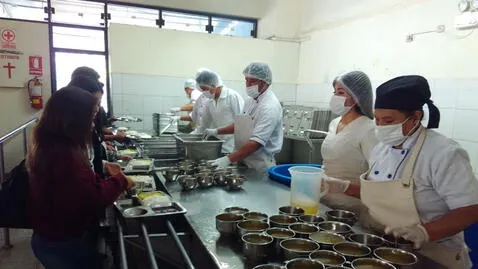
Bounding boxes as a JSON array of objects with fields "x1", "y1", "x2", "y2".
[
  {"x1": 333, "y1": 71, "x2": 374, "y2": 119},
  {"x1": 243, "y1": 62, "x2": 272, "y2": 85},
  {"x1": 196, "y1": 70, "x2": 223, "y2": 89},
  {"x1": 184, "y1": 79, "x2": 196, "y2": 89},
  {"x1": 71, "y1": 66, "x2": 100, "y2": 81}
]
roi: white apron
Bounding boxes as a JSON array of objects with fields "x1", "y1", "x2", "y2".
[
  {"x1": 234, "y1": 115, "x2": 275, "y2": 172},
  {"x1": 360, "y1": 129, "x2": 469, "y2": 268}
]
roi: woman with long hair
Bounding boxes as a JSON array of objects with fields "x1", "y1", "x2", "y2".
[{"x1": 27, "y1": 86, "x2": 134, "y2": 269}]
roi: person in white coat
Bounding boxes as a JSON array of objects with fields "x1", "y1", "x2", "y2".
[
  {"x1": 207, "y1": 62, "x2": 283, "y2": 172},
  {"x1": 195, "y1": 69, "x2": 244, "y2": 153},
  {"x1": 169, "y1": 79, "x2": 202, "y2": 122},
  {"x1": 321, "y1": 71, "x2": 378, "y2": 214},
  {"x1": 325, "y1": 75, "x2": 478, "y2": 269}
]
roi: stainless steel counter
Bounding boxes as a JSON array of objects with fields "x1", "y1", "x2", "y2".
[{"x1": 155, "y1": 169, "x2": 446, "y2": 269}]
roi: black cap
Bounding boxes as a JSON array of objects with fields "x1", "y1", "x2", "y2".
[
  {"x1": 71, "y1": 66, "x2": 100, "y2": 81},
  {"x1": 375, "y1": 75, "x2": 440, "y2": 128}
]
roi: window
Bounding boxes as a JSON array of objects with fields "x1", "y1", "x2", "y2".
[
  {"x1": 53, "y1": 26, "x2": 105, "y2": 51},
  {"x1": 0, "y1": 0, "x2": 48, "y2": 22},
  {"x1": 51, "y1": 0, "x2": 104, "y2": 26},
  {"x1": 212, "y1": 17, "x2": 255, "y2": 38},
  {"x1": 109, "y1": 4, "x2": 159, "y2": 28},
  {"x1": 162, "y1": 11, "x2": 208, "y2": 33}
]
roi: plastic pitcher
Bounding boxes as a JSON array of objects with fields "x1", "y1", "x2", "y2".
[{"x1": 288, "y1": 166, "x2": 327, "y2": 215}]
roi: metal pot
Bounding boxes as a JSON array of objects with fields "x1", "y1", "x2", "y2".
[
  {"x1": 196, "y1": 172, "x2": 213, "y2": 188},
  {"x1": 216, "y1": 213, "x2": 244, "y2": 236},
  {"x1": 326, "y1": 210, "x2": 357, "y2": 226},
  {"x1": 224, "y1": 206, "x2": 249, "y2": 215},
  {"x1": 243, "y1": 211, "x2": 268, "y2": 222},
  {"x1": 285, "y1": 258, "x2": 325, "y2": 269},
  {"x1": 242, "y1": 233, "x2": 273, "y2": 261},
  {"x1": 318, "y1": 221, "x2": 352, "y2": 236},
  {"x1": 299, "y1": 215, "x2": 324, "y2": 225},
  {"x1": 269, "y1": 215, "x2": 298, "y2": 228},
  {"x1": 280, "y1": 238, "x2": 320, "y2": 261},
  {"x1": 351, "y1": 258, "x2": 396, "y2": 269},
  {"x1": 289, "y1": 223, "x2": 319, "y2": 238},
  {"x1": 309, "y1": 250, "x2": 347, "y2": 267},
  {"x1": 226, "y1": 174, "x2": 245, "y2": 190},
  {"x1": 178, "y1": 176, "x2": 197, "y2": 191},
  {"x1": 266, "y1": 228, "x2": 296, "y2": 256},
  {"x1": 374, "y1": 247, "x2": 417, "y2": 269},
  {"x1": 333, "y1": 242, "x2": 371, "y2": 262},
  {"x1": 348, "y1": 233, "x2": 385, "y2": 250},
  {"x1": 279, "y1": 206, "x2": 305, "y2": 217},
  {"x1": 309, "y1": 231, "x2": 346, "y2": 250},
  {"x1": 237, "y1": 220, "x2": 270, "y2": 239},
  {"x1": 163, "y1": 168, "x2": 180, "y2": 182}
]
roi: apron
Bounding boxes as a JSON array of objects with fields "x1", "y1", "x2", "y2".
[
  {"x1": 360, "y1": 129, "x2": 469, "y2": 269},
  {"x1": 234, "y1": 114, "x2": 276, "y2": 172}
]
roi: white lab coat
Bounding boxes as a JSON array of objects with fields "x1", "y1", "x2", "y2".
[
  {"x1": 241, "y1": 89, "x2": 283, "y2": 171},
  {"x1": 368, "y1": 125, "x2": 478, "y2": 256},
  {"x1": 197, "y1": 87, "x2": 244, "y2": 153},
  {"x1": 320, "y1": 116, "x2": 378, "y2": 213}
]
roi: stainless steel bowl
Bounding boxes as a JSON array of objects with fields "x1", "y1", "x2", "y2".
[
  {"x1": 351, "y1": 258, "x2": 396, "y2": 269},
  {"x1": 333, "y1": 242, "x2": 371, "y2": 261},
  {"x1": 348, "y1": 233, "x2": 385, "y2": 249},
  {"x1": 280, "y1": 238, "x2": 320, "y2": 261},
  {"x1": 216, "y1": 213, "x2": 244, "y2": 236},
  {"x1": 226, "y1": 174, "x2": 245, "y2": 190},
  {"x1": 242, "y1": 233, "x2": 273, "y2": 261},
  {"x1": 326, "y1": 210, "x2": 357, "y2": 226},
  {"x1": 179, "y1": 176, "x2": 197, "y2": 191},
  {"x1": 123, "y1": 207, "x2": 148, "y2": 217},
  {"x1": 374, "y1": 247, "x2": 417, "y2": 268},
  {"x1": 243, "y1": 211, "x2": 268, "y2": 222},
  {"x1": 269, "y1": 215, "x2": 298, "y2": 228},
  {"x1": 286, "y1": 258, "x2": 325, "y2": 269},
  {"x1": 381, "y1": 234, "x2": 415, "y2": 253},
  {"x1": 213, "y1": 170, "x2": 230, "y2": 186},
  {"x1": 237, "y1": 220, "x2": 270, "y2": 238},
  {"x1": 309, "y1": 250, "x2": 347, "y2": 267},
  {"x1": 224, "y1": 206, "x2": 249, "y2": 215},
  {"x1": 318, "y1": 221, "x2": 352, "y2": 235},
  {"x1": 163, "y1": 168, "x2": 180, "y2": 182},
  {"x1": 299, "y1": 215, "x2": 325, "y2": 225},
  {"x1": 266, "y1": 228, "x2": 296, "y2": 256},
  {"x1": 309, "y1": 231, "x2": 346, "y2": 250},
  {"x1": 289, "y1": 223, "x2": 319, "y2": 238},
  {"x1": 279, "y1": 206, "x2": 305, "y2": 217},
  {"x1": 253, "y1": 264, "x2": 283, "y2": 269},
  {"x1": 196, "y1": 172, "x2": 214, "y2": 188}
]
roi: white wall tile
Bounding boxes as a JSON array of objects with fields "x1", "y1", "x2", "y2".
[
  {"x1": 435, "y1": 109, "x2": 455, "y2": 138},
  {"x1": 111, "y1": 73, "x2": 123, "y2": 95},
  {"x1": 296, "y1": 83, "x2": 331, "y2": 105},
  {"x1": 456, "y1": 140, "x2": 478, "y2": 173},
  {"x1": 273, "y1": 84, "x2": 297, "y2": 103},
  {"x1": 141, "y1": 114, "x2": 153, "y2": 133},
  {"x1": 114, "y1": 114, "x2": 144, "y2": 131},
  {"x1": 453, "y1": 110, "x2": 478, "y2": 142},
  {"x1": 455, "y1": 79, "x2": 478, "y2": 110},
  {"x1": 430, "y1": 79, "x2": 458, "y2": 109},
  {"x1": 143, "y1": 96, "x2": 164, "y2": 115},
  {"x1": 112, "y1": 94, "x2": 123, "y2": 114},
  {"x1": 153, "y1": 77, "x2": 188, "y2": 97},
  {"x1": 122, "y1": 94, "x2": 144, "y2": 115}
]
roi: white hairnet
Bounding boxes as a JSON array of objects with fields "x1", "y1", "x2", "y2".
[
  {"x1": 196, "y1": 70, "x2": 223, "y2": 89},
  {"x1": 243, "y1": 62, "x2": 272, "y2": 85},
  {"x1": 184, "y1": 79, "x2": 196, "y2": 89},
  {"x1": 333, "y1": 71, "x2": 374, "y2": 119}
]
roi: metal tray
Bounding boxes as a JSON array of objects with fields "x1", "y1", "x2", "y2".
[
  {"x1": 124, "y1": 158, "x2": 154, "y2": 174},
  {"x1": 173, "y1": 134, "x2": 224, "y2": 161},
  {"x1": 115, "y1": 200, "x2": 187, "y2": 218}
]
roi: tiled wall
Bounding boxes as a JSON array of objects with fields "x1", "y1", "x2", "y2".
[
  {"x1": 111, "y1": 73, "x2": 297, "y2": 133},
  {"x1": 295, "y1": 78, "x2": 478, "y2": 177}
]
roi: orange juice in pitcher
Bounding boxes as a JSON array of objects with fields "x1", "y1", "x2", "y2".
[{"x1": 289, "y1": 166, "x2": 326, "y2": 215}]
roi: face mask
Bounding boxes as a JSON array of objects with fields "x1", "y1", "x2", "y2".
[
  {"x1": 246, "y1": 84, "x2": 260, "y2": 98},
  {"x1": 203, "y1": 91, "x2": 214, "y2": 99},
  {"x1": 375, "y1": 118, "x2": 417, "y2": 146},
  {"x1": 329, "y1": 95, "x2": 353, "y2": 116}
]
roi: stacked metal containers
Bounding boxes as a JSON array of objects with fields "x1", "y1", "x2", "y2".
[
  {"x1": 282, "y1": 105, "x2": 335, "y2": 140},
  {"x1": 152, "y1": 113, "x2": 178, "y2": 136}
]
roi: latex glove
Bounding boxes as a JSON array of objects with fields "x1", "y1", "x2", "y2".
[
  {"x1": 171, "y1": 115, "x2": 181, "y2": 122},
  {"x1": 210, "y1": 156, "x2": 231, "y2": 169},
  {"x1": 104, "y1": 162, "x2": 123, "y2": 176},
  {"x1": 385, "y1": 224, "x2": 429, "y2": 249},
  {"x1": 204, "y1": 128, "x2": 218, "y2": 137},
  {"x1": 323, "y1": 177, "x2": 350, "y2": 193},
  {"x1": 170, "y1": 107, "x2": 181, "y2": 113}
]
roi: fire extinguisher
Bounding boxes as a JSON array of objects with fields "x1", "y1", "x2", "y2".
[{"x1": 27, "y1": 77, "x2": 43, "y2": 109}]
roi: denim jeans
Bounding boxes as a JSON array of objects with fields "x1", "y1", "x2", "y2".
[{"x1": 31, "y1": 232, "x2": 102, "y2": 269}]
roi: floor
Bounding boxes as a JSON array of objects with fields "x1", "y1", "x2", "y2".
[{"x1": 0, "y1": 228, "x2": 43, "y2": 269}]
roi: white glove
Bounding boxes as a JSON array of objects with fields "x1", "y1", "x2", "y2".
[
  {"x1": 210, "y1": 156, "x2": 231, "y2": 169},
  {"x1": 323, "y1": 177, "x2": 351, "y2": 193},
  {"x1": 170, "y1": 107, "x2": 181, "y2": 113},
  {"x1": 171, "y1": 116, "x2": 181, "y2": 121},
  {"x1": 204, "y1": 128, "x2": 218, "y2": 137},
  {"x1": 385, "y1": 224, "x2": 429, "y2": 249}
]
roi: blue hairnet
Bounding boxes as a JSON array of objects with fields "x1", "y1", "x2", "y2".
[
  {"x1": 196, "y1": 70, "x2": 223, "y2": 89},
  {"x1": 333, "y1": 71, "x2": 374, "y2": 119},
  {"x1": 243, "y1": 62, "x2": 272, "y2": 85}
]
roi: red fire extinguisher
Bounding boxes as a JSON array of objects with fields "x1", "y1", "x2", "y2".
[{"x1": 27, "y1": 77, "x2": 43, "y2": 109}]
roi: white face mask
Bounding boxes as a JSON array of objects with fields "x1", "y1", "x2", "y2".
[
  {"x1": 329, "y1": 95, "x2": 353, "y2": 116},
  {"x1": 246, "y1": 84, "x2": 260, "y2": 98},
  {"x1": 375, "y1": 118, "x2": 417, "y2": 146},
  {"x1": 202, "y1": 91, "x2": 214, "y2": 99}
]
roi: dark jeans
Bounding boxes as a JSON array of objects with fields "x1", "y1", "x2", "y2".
[{"x1": 31, "y1": 232, "x2": 102, "y2": 269}]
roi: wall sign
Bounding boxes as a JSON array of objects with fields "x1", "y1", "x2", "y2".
[
  {"x1": 29, "y1": 56, "x2": 43, "y2": 76},
  {"x1": 0, "y1": 28, "x2": 27, "y2": 88}
]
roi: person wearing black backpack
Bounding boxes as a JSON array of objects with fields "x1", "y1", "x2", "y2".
[{"x1": 26, "y1": 86, "x2": 135, "y2": 269}]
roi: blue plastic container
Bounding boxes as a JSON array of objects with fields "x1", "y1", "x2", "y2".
[{"x1": 268, "y1": 164, "x2": 322, "y2": 186}]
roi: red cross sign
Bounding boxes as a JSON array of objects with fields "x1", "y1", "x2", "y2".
[
  {"x1": 1, "y1": 29, "x2": 15, "y2": 42},
  {"x1": 2, "y1": 62, "x2": 16, "y2": 79}
]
